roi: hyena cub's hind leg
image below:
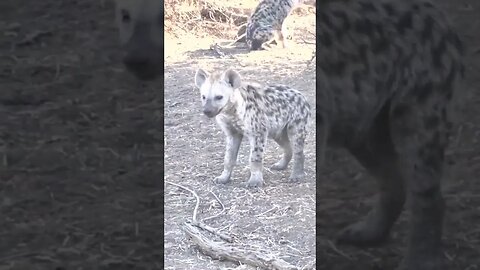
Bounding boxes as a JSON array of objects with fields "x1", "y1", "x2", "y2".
[
  {"x1": 279, "y1": 21, "x2": 292, "y2": 47},
  {"x1": 271, "y1": 127, "x2": 293, "y2": 171},
  {"x1": 246, "y1": 133, "x2": 268, "y2": 188},
  {"x1": 287, "y1": 122, "x2": 307, "y2": 181},
  {"x1": 273, "y1": 29, "x2": 287, "y2": 49},
  {"x1": 260, "y1": 33, "x2": 278, "y2": 50},
  {"x1": 266, "y1": 26, "x2": 288, "y2": 50}
]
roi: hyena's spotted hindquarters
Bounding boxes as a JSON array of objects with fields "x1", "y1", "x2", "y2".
[
  {"x1": 246, "y1": 0, "x2": 299, "y2": 50},
  {"x1": 316, "y1": 0, "x2": 465, "y2": 269},
  {"x1": 194, "y1": 68, "x2": 311, "y2": 187}
]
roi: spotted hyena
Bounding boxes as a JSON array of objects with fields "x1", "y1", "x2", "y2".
[
  {"x1": 194, "y1": 68, "x2": 311, "y2": 187},
  {"x1": 114, "y1": 0, "x2": 163, "y2": 81},
  {"x1": 246, "y1": 0, "x2": 299, "y2": 50},
  {"x1": 317, "y1": 0, "x2": 465, "y2": 269}
]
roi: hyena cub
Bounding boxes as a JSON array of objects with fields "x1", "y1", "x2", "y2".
[
  {"x1": 194, "y1": 68, "x2": 311, "y2": 187},
  {"x1": 246, "y1": 0, "x2": 299, "y2": 50}
]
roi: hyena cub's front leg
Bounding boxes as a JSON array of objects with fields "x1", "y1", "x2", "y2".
[
  {"x1": 215, "y1": 132, "x2": 243, "y2": 184},
  {"x1": 246, "y1": 132, "x2": 268, "y2": 187}
]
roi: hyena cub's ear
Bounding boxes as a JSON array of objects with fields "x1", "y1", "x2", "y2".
[
  {"x1": 222, "y1": 69, "x2": 242, "y2": 89},
  {"x1": 194, "y1": 68, "x2": 209, "y2": 88}
]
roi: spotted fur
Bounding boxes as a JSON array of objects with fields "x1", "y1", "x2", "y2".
[
  {"x1": 246, "y1": 0, "x2": 299, "y2": 50},
  {"x1": 194, "y1": 68, "x2": 311, "y2": 187},
  {"x1": 316, "y1": 0, "x2": 465, "y2": 269}
]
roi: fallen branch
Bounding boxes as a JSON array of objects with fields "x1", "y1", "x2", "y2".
[
  {"x1": 182, "y1": 222, "x2": 298, "y2": 270},
  {"x1": 194, "y1": 221, "x2": 233, "y2": 243}
]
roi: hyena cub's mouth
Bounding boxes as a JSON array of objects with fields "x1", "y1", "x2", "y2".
[
  {"x1": 203, "y1": 107, "x2": 224, "y2": 118},
  {"x1": 203, "y1": 111, "x2": 216, "y2": 118}
]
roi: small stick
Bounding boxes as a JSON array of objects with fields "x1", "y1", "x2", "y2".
[
  {"x1": 166, "y1": 181, "x2": 233, "y2": 242},
  {"x1": 165, "y1": 180, "x2": 200, "y2": 222},
  {"x1": 193, "y1": 221, "x2": 234, "y2": 243},
  {"x1": 202, "y1": 190, "x2": 226, "y2": 222}
]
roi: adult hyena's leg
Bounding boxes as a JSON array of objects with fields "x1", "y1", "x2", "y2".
[
  {"x1": 338, "y1": 104, "x2": 406, "y2": 246},
  {"x1": 390, "y1": 101, "x2": 448, "y2": 270}
]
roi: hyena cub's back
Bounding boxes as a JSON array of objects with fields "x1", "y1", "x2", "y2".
[
  {"x1": 246, "y1": 0, "x2": 299, "y2": 50},
  {"x1": 194, "y1": 68, "x2": 310, "y2": 187}
]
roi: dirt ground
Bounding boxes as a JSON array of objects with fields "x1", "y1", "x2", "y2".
[
  {"x1": 317, "y1": 1, "x2": 480, "y2": 270},
  {"x1": 164, "y1": 2, "x2": 316, "y2": 270},
  {"x1": 0, "y1": 0, "x2": 162, "y2": 269}
]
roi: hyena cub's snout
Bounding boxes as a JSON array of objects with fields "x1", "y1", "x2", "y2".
[
  {"x1": 195, "y1": 69, "x2": 233, "y2": 118},
  {"x1": 202, "y1": 100, "x2": 220, "y2": 118}
]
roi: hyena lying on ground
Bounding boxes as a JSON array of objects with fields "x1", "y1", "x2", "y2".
[
  {"x1": 317, "y1": 0, "x2": 464, "y2": 269},
  {"x1": 246, "y1": 0, "x2": 299, "y2": 50},
  {"x1": 194, "y1": 68, "x2": 311, "y2": 187},
  {"x1": 114, "y1": 0, "x2": 163, "y2": 81}
]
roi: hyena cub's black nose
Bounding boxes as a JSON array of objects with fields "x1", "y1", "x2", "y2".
[{"x1": 203, "y1": 108, "x2": 216, "y2": 118}]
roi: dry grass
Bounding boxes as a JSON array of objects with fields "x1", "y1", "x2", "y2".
[{"x1": 164, "y1": 0, "x2": 257, "y2": 39}]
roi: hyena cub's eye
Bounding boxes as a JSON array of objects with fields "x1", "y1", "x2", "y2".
[
  {"x1": 214, "y1": 95, "x2": 223, "y2": 101},
  {"x1": 121, "y1": 9, "x2": 131, "y2": 23},
  {"x1": 202, "y1": 95, "x2": 206, "y2": 100}
]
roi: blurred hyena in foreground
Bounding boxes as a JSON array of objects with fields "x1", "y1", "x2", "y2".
[
  {"x1": 114, "y1": 0, "x2": 163, "y2": 81},
  {"x1": 316, "y1": 0, "x2": 464, "y2": 269},
  {"x1": 194, "y1": 68, "x2": 311, "y2": 188}
]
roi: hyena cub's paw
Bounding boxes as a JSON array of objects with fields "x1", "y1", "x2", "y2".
[
  {"x1": 271, "y1": 159, "x2": 289, "y2": 171},
  {"x1": 336, "y1": 220, "x2": 389, "y2": 247},
  {"x1": 288, "y1": 171, "x2": 305, "y2": 182},
  {"x1": 214, "y1": 172, "x2": 231, "y2": 184},
  {"x1": 246, "y1": 172, "x2": 264, "y2": 188}
]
